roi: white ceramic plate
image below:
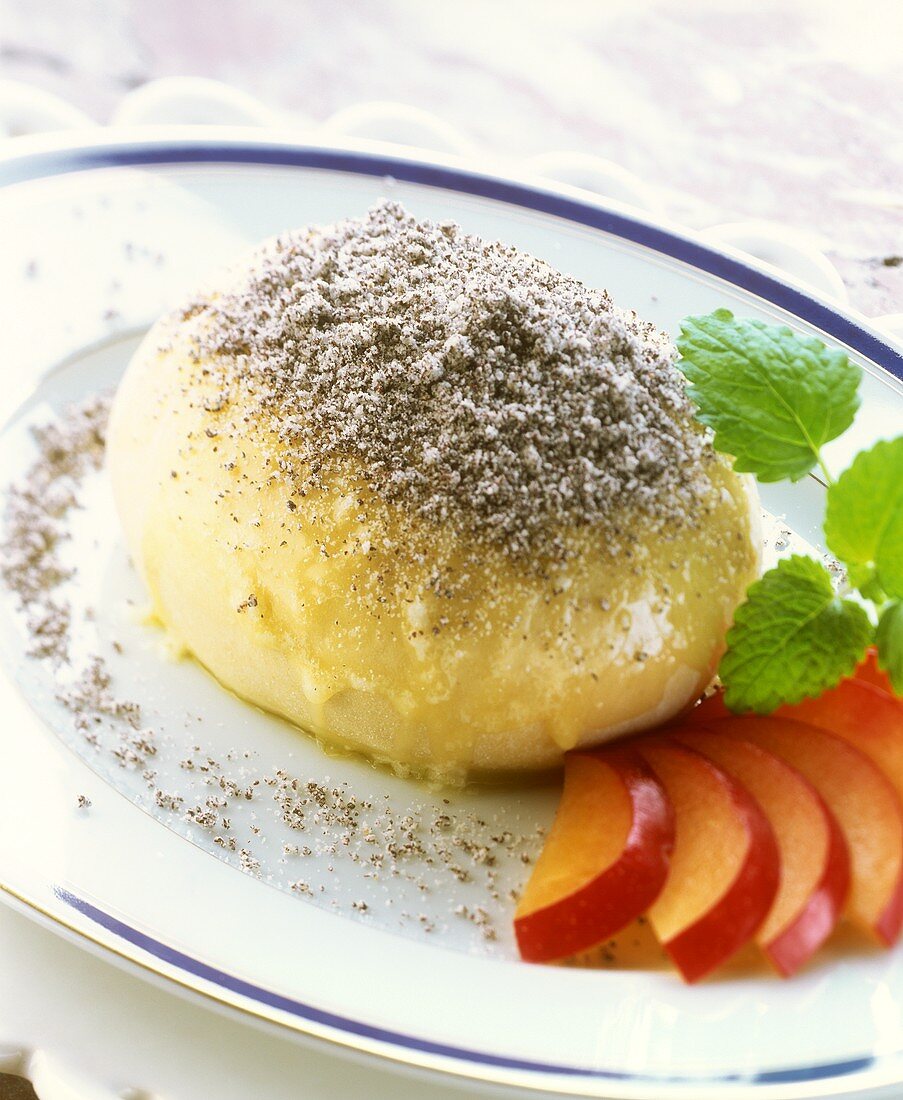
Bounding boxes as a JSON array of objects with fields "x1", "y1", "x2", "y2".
[{"x1": 1, "y1": 130, "x2": 902, "y2": 1100}]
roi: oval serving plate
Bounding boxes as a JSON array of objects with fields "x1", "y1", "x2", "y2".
[{"x1": 0, "y1": 130, "x2": 902, "y2": 1100}]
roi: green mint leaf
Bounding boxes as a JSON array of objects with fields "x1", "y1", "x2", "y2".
[
  {"x1": 720, "y1": 555, "x2": 873, "y2": 713},
  {"x1": 677, "y1": 309, "x2": 861, "y2": 482},
  {"x1": 858, "y1": 573, "x2": 888, "y2": 605},
  {"x1": 824, "y1": 436, "x2": 903, "y2": 599},
  {"x1": 876, "y1": 602, "x2": 903, "y2": 695}
]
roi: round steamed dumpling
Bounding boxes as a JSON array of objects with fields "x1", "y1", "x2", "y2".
[{"x1": 107, "y1": 202, "x2": 760, "y2": 783}]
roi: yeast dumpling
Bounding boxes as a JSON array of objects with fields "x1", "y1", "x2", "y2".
[{"x1": 108, "y1": 202, "x2": 760, "y2": 782}]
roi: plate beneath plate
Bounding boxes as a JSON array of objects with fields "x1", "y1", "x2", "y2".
[{"x1": 1, "y1": 133, "x2": 903, "y2": 1099}]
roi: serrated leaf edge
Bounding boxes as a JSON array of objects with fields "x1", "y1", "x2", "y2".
[{"x1": 720, "y1": 556, "x2": 872, "y2": 713}]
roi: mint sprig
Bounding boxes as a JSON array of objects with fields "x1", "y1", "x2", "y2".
[
  {"x1": 677, "y1": 309, "x2": 861, "y2": 483},
  {"x1": 677, "y1": 310, "x2": 902, "y2": 709},
  {"x1": 720, "y1": 556, "x2": 873, "y2": 713},
  {"x1": 824, "y1": 437, "x2": 903, "y2": 600},
  {"x1": 876, "y1": 603, "x2": 903, "y2": 694}
]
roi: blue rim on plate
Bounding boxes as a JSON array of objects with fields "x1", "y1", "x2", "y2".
[
  {"x1": 54, "y1": 885, "x2": 877, "y2": 1088},
  {"x1": 1, "y1": 137, "x2": 901, "y2": 388},
  {"x1": 1, "y1": 135, "x2": 902, "y2": 1096}
]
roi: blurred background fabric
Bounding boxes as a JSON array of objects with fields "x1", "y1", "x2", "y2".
[{"x1": 2, "y1": 0, "x2": 902, "y2": 316}]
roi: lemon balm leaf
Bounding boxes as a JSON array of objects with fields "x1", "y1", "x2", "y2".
[
  {"x1": 876, "y1": 602, "x2": 903, "y2": 695},
  {"x1": 720, "y1": 555, "x2": 873, "y2": 714},
  {"x1": 677, "y1": 310, "x2": 861, "y2": 482},
  {"x1": 824, "y1": 437, "x2": 903, "y2": 600},
  {"x1": 675, "y1": 311, "x2": 893, "y2": 711}
]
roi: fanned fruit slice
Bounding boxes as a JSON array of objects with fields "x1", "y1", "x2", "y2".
[
  {"x1": 672, "y1": 728, "x2": 850, "y2": 976},
  {"x1": 701, "y1": 716, "x2": 903, "y2": 946},
  {"x1": 514, "y1": 747, "x2": 673, "y2": 963},
  {"x1": 777, "y1": 678, "x2": 903, "y2": 801},
  {"x1": 636, "y1": 740, "x2": 780, "y2": 983}
]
